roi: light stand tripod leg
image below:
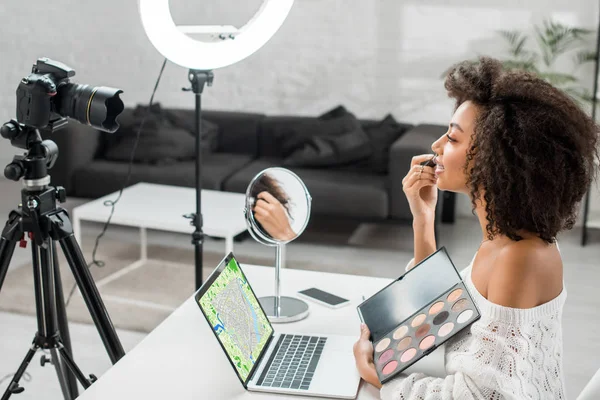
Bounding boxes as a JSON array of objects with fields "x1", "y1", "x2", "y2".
[
  {"x1": 1, "y1": 343, "x2": 37, "y2": 400},
  {"x1": 52, "y1": 241, "x2": 78, "y2": 398},
  {"x1": 50, "y1": 211, "x2": 125, "y2": 363}
]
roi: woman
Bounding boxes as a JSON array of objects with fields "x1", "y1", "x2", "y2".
[{"x1": 353, "y1": 57, "x2": 599, "y2": 399}]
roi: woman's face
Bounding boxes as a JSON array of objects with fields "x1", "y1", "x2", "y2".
[{"x1": 431, "y1": 100, "x2": 479, "y2": 194}]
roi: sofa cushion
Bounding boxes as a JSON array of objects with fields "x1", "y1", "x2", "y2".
[
  {"x1": 223, "y1": 159, "x2": 388, "y2": 219},
  {"x1": 70, "y1": 153, "x2": 253, "y2": 199},
  {"x1": 101, "y1": 104, "x2": 219, "y2": 164}
]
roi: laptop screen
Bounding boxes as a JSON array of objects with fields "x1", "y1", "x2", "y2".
[{"x1": 195, "y1": 253, "x2": 274, "y2": 385}]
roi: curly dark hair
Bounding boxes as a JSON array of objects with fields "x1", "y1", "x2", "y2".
[
  {"x1": 444, "y1": 57, "x2": 600, "y2": 243},
  {"x1": 251, "y1": 173, "x2": 292, "y2": 214}
]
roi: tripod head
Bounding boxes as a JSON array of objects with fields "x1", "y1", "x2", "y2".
[{"x1": 1, "y1": 119, "x2": 59, "y2": 192}]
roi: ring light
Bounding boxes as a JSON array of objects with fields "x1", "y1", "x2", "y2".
[{"x1": 138, "y1": 0, "x2": 294, "y2": 70}]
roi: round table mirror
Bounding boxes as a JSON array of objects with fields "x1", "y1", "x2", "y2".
[{"x1": 244, "y1": 167, "x2": 312, "y2": 322}]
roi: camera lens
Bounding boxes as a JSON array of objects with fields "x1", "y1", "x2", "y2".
[{"x1": 57, "y1": 84, "x2": 124, "y2": 133}]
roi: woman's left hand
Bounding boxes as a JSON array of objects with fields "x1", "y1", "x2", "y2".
[{"x1": 353, "y1": 324, "x2": 382, "y2": 389}]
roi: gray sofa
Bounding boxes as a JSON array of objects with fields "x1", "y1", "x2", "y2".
[{"x1": 42, "y1": 108, "x2": 454, "y2": 224}]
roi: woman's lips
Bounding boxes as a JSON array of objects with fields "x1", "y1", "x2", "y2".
[{"x1": 435, "y1": 165, "x2": 445, "y2": 175}]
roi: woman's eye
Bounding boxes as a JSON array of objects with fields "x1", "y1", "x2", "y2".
[{"x1": 446, "y1": 134, "x2": 456, "y2": 142}]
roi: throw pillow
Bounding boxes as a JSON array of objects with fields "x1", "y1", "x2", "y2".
[
  {"x1": 318, "y1": 105, "x2": 349, "y2": 120},
  {"x1": 317, "y1": 106, "x2": 409, "y2": 174},
  {"x1": 282, "y1": 127, "x2": 372, "y2": 168},
  {"x1": 282, "y1": 110, "x2": 372, "y2": 168},
  {"x1": 102, "y1": 104, "x2": 218, "y2": 164},
  {"x1": 280, "y1": 112, "x2": 365, "y2": 157},
  {"x1": 364, "y1": 114, "x2": 408, "y2": 174},
  {"x1": 164, "y1": 109, "x2": 219, "y2": 153}
]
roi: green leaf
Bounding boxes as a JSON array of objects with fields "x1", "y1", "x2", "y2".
[
  {"x1": 534, "y1": 19, "x2": 591, "y2": 67},
  {"x1": 574, "y1": 50, "x2": 598, "y2": 65},
  {"x1": 498, "y1": 30, "x2": 521, "y2": 46},
  {"x1": 498, "y1": 30, "x2": 529, "y2": 58},
  {"x1": 534, "y1": 24, "x2": 553, "y2": 67}
]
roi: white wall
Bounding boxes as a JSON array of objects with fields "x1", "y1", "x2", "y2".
[{"x1": 0, "y1": 0, "x2": 597, "y2": 219}]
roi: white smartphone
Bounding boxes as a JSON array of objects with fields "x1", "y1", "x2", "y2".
[{"x1": 297, "y1": 287, "x2": 350, "y2": 309}]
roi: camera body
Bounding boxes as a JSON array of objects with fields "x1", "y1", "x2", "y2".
[
  {"x1": 15, "y1": 58, "x2": 123, "y2": 133},
  {"x1": 17, "y1": 58, "x2": 75, "y2": 130}
]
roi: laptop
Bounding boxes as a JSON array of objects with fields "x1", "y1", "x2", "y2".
[{"x1": 195, "y1": 252, "x2": 361, "y2": 399}]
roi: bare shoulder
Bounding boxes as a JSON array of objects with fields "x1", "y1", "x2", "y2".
[{"x1": 487, "y1": 240, "x2": 563, "y2": 308}]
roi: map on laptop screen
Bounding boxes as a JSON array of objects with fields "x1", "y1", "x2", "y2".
[{"x1": 198, "y1": 257, "x2": 273, "y2": 382}]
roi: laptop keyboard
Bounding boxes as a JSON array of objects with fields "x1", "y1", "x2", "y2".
[{"x1": 256, "y1": 334, "x2": 327, "y2": 390}]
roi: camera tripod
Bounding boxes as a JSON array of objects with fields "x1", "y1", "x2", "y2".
[{"x1": 0, "y1": 121, "x2": 125, "y2": 399}]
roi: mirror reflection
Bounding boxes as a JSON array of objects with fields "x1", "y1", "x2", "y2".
[{"x1": 245, "y1": 168, "x2": 311, "y2": 243}]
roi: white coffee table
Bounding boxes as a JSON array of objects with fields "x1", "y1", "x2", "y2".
[{"x1": 72, "y1": 182, "x2": 248, "y2": 287}]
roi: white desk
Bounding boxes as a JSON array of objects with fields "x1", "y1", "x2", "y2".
[
  {"x1": 77, "y1": 264, "x2": 445, "y2": 399},
  {"x1": 72, "y1": 183, "x2": 248, "y2": 287}
]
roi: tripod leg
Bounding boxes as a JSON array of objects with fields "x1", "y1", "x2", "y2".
[
  {"x1": 52, "y1": 241, "x2": 78, "y2": 399},
  {"x1": 50, "y1": 211, "x2": 125, "y2": 363},
  {"x1": 56, "y1": 344, "x2": 91, "y2": 389},
  {"x1": 1, "y1": 342, "x2": 37, "y2": 400},
  {"x1": 50, "y1": 348, "x2": 72, "y2": 400},
  {"x1": 0, "y1": 237, "x2": 17, "y2": 296},
  {"x1": 0, "y1": 211, "x2": 21, "y2": 294}
]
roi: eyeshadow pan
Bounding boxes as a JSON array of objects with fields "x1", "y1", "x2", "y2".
[
  {"x1": 438, "y1": 322, "x2": 454, "y2": 337},
  {"x1": 429, "y1": 301, "x2": 445, "y2": 315},
  {"x1": 382, "y1": 360, "x2": 398, "y2": 375},
  {"x1": 397, "y1": 336, "x2": 412, "y2": 351},
  {"x1": 419, "y1": 335, "x2": 436, "y2": 350},
  {"x1": 411, "y1": 313, "x2": 426, "y2": 327},
  {"x1": 415, "y1": 323, "x2": 430, "y2": 339},
  {"x1": 452, "y1": 298, "x2": 468, "y2": 312},
  {"x1": 378, "y1": 349, "x2": 395, "y2": 365},
  {"x1": 400, "y1": 348, "x2": 417, "y2": 363},
  {"x1": 393, "y1": 326, "x2": 408, "y2": 340},
  {"x1": 457, "y1": 309, "x2": 474, "y2": 324},
  {"x1": 375, "y1": 338, "x2": 391, "y2": 352},
  {"x1": 433, "y1": 311, "x2": 449, "y2": 325},
  {"x1": 447, "y1": 288, "x2": 463, "y2": 302}
]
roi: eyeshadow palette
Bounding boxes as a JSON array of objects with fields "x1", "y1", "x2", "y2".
[{"x1": 357, "y1": 247, "x2": 480, "y2": 384}]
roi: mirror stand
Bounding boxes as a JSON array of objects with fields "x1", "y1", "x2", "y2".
[{"x1": 258, "y1": 244, "x2": 309, "y2": 323}]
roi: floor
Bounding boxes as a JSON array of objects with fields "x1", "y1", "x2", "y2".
[{"x1": 0, "y1": 177, "x2": 599, "y2": 399}]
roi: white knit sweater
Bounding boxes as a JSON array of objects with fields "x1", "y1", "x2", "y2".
[{"x1": 380, "y1": 253, "x2": 567, "y2": 400}]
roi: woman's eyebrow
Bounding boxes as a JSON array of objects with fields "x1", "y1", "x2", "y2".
[{"x1": 449, "y1": 122, "x2": 464, "y2": 132}]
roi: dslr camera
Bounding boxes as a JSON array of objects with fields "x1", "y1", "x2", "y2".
[
  {"x1": 15, "y1": 57, "x2": 124, "y2": 133},
  {"x1": 0, "y1": 58, "x2": 124, "y2": 183}
]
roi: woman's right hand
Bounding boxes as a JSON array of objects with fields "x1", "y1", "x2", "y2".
[{"x1": 402, "y1": 154, "x2": 438, "y2": 219}]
